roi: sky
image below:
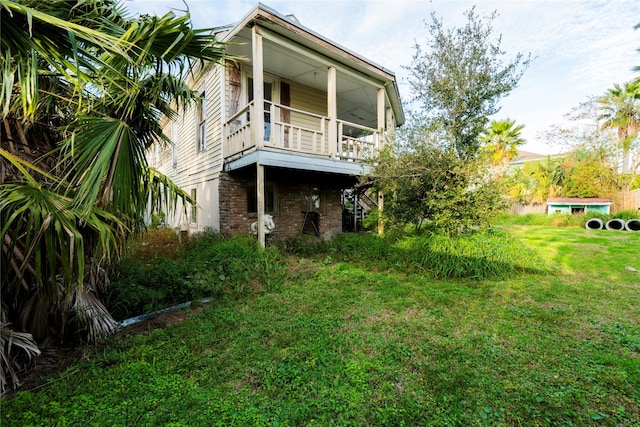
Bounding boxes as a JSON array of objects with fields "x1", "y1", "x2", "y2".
[{"x1": 124, "y1": 0, "x2": 640, "y2": 154}]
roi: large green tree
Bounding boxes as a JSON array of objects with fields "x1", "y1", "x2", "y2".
[
  {"x1": 372, "y1": 141, "x2": 506, "y2": 235},
  {"x1": 0, "y1": 0, "x2": 228, "y2": 391},
  {"x1": 406, "y1": 7, "x2": 530, "y2": 159},
  {"x1": 373, "y1": 7, "x2": 526, "y2": 233}
]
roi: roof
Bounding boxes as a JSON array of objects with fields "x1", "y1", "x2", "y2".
[
  {"x1": 510, "y1": 150, "x2": 570, "y2": 165},
  {"x1": 219, "y1": 3, "x2": 405, "y2": 126},
  {"x1": 512, "y1": 150, "x2": 549, "y2": 163},
  {"x1": 546, "y1": 198, "x2": 613, "y2": 205}
]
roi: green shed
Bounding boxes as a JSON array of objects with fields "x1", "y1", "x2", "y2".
[{"x1": 546, "y1": 197, "x2": 612, "y2": 215}]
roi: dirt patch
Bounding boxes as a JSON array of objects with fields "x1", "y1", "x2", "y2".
[{"x1": 3, "y1": 305, "x2": 205, "y2": 398}]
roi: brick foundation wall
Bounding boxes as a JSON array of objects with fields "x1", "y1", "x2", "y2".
[{"x1": 218, "y1": 168, "x2": 356, "y2": 240}]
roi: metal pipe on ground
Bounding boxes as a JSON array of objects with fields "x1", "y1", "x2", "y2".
[
  {"x1": 625, "y1": 218, "x2": 640, "y2": 231},
  {"x1": 585, "y1": 218, "x2": 603, "y2": 230},
  {"x1": 605, "y1": 218, "x2": 626, "y2": 231}
]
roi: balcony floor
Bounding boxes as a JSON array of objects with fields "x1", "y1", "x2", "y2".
[{"x1": 224, "y1": 147, "x2": 370, "y2": 176}]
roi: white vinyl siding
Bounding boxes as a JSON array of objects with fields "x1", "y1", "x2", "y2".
[
  {"x1": 151, "y1": 66, "x2": 224, "y2": 232},
  {"x1": 171, "y1": 122, "x2": 178, "y2": 168},
  {"x1": 289, "y1": 81, "x2": 328, "y2": 152},
  {"x1": 289, "y1": 81, "x2": 327, "y2": 127}
]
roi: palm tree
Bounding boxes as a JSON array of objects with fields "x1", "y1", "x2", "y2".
[
  {"x1": 479, "y1": 118, "x2": 525, "y2": 176},
  {"x1": 598, "y1": 81, "x2": 640, "y2": 174},
  {"x1": 0, "y1": 0, "x2": 229, "y2": 391}
]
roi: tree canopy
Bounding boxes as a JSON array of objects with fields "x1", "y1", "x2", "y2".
[
  {"x1": 373, "y1": 144, "x2": 506, "y2": 235},
  {"x1": 371, "y1": 7, "x2": 527, "y2": 234},
  {"x1": 406, "y1": 7, "x2": 530, "y2": 159}
]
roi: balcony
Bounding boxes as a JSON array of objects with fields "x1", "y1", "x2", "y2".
[{"x1": 224, "y1": 100, "x2": 387, "y2": 167}]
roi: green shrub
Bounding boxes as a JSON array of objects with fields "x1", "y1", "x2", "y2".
[
  {"x1": 549, "y1": 212, "x2": 585, "y2": 228},
  {"x1": 107, "y1": 257, "x2": 193, "y2": 320},
  {"x1": 108, "y1": 226, "x2": 547, "y2": 321},
  {"x1": 126, "y1": 227, "x2": 184, "y2": 260},
  {"x1": 610, "y1": 210, "x2": 640, "y2": 221},
  {"x1": 274, "y1": 234, "x2": 331, "y2": 257},
  {"x1": 327, "y1": 230, "x2": 545, "y2": 280},
  {"x1": 108, "y1": 232, "x2": 287, "y2": 320}
]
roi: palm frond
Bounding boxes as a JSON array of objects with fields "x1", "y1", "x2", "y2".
[{"x1": 0, "y1": 314, "x2": 40, "y2": 393}]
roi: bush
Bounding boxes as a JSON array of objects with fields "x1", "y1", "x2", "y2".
[
  {"x1": 371, "y1": 146, "x2": 506, "y2": 235},
  {"x1": 609, "y1": 210, "x2": 640, "y2": 221},
  {"x1": 328, "y1": 230, "x2": 545, "y2": 280},
  {"x1": 126, "y1": 228, "x2": 184, "y2": 260},
  {"x1": 494, "y1": 211, "x2": 640, "y2": 229},
  {"x1": 108, "y1": 226, "x2": 547, "y2": 322},
  {"x1": 107, "y1": 232, "x2": 287, "y2": 321},
  {"x1": 275, "y1": 234, "x2": 331, "y2": 257}
]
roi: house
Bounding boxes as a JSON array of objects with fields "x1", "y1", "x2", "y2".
[
  {"x1": 508, "y1": 150, "x2": 568, "y2": 173},
  {"x1": 546, "y1": 198, "x2": 612, "y2": 215},
  {"x1": 149, "y1": 3, "x2": 404, "y2": 246}
]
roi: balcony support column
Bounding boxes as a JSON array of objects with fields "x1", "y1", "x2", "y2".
[
  {"x1": 327, "y1": 66, "x2": 337, "y2": 158},
  {"x1": 377, "y1": 87, "x2": 385, "y2": 150},
  {"x1": 257, "y1": 162, "x2": 265, "y2": 248},
  {"x1": 376, "y1": 88, "x2": 386, "y2": 235},
  {"x1": 377, "y1": 191, "x2": 384, "y2": 235},
  {"x1": 386, "y1": 107, "x2": 395, "y2": 141},
  {"x1": 252, "y1": 25, "x2": 265, "y2": 148}
]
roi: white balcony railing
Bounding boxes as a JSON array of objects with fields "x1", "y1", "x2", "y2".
[
  {"x1": 268, "y1": 102, "x2": 330, "y2": 155},
  {"x1": 223, "y1": 101, "x2": 381, "y2": 162},
  {"x1": 223, "y1": 102, "x2": 253, "y2": 158},
  {"x1": 337, "y1": 120, "x2": 381, "y2": 161}
]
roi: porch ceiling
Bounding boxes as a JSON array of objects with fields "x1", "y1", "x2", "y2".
[{"x1": 228, "y1": 29, "x2": 380, "y2": 129}]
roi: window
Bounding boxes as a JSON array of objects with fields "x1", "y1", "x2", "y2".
[
  {"x1": 248, "y1": 183, "x2": 275, "y2": 213},
  {"x1": 190, "y1": 188, "x2": 197, "y2": 224},
  {"x1": 301, "y1": 186, "x2": 321, "y2": 213},
  {"x1": 196, "y1": 90, "x2": 206, "y2": 151},
  {"x1": 247, "y1": 78, "x2": 273, "y2": 141}
]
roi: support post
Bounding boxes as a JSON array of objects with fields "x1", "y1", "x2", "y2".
[
  {"x1": 377, "y1": 190, "x2": 384, "y2": 235},
  {"x1": 327, "y1": 66, "x2": 337, "y2": 158},
  {"x1": 257, "y1": 162, "x2": 265, "y2": 248},
  {"x1": 252, "y1": 25, "x2": 265, "y2": 147},
  {"x1": 377, "y1": 87, "x2": 385, "y2": 150},
  {"x1": 353, "y1": 191, "x2": 358, "y2": 232}
]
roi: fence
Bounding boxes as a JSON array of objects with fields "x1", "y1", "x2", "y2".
[
  {"x1": 612, "y1": 189, "x2": 640, "y2": 213},
  {"x1": 510, "y1": 203, "x2": 546, "y2": 215}
]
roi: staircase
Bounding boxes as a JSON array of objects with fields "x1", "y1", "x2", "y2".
[{"x1": 342, "y1": 189, "x2": 378, "y2": 231}]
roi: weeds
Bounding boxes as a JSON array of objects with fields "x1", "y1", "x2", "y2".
[
  {"x1": 107, "y1": 231, "x2": 287, "y2": 320},
  {"x1": 329, "y1": 229, "x2": 546, "y2": 279}
]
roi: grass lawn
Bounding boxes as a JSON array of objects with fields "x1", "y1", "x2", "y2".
[{"x1": 3, "y1": 226, "x2": 639, "y2": 426}]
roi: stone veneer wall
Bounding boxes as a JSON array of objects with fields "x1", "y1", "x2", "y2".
[{"x1": 219, "y1": 168, "x2": 355, "y2": 240}]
